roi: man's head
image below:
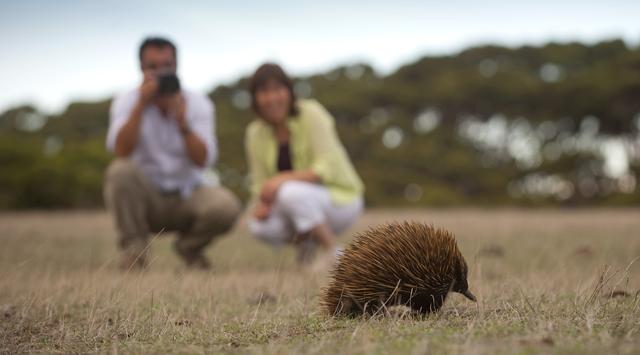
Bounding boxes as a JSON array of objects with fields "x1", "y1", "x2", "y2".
[
  {"x1": 139, "y1": 37, "x2": 177, "y2": 77},
  {"x1": 138, "y1": 37, "x2": 178, "y2": 110}
]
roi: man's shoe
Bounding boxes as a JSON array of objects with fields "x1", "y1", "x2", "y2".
[
  {"x1": 174, "y1": 244, "x2": 211, "y2": 270},
  {"x1": 184, "y1": 253, "x2": 211, "y2": 270}
]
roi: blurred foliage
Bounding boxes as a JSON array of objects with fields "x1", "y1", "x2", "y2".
[{"x1": 1, "y1": 39, "x2": 640, "y2": 209}]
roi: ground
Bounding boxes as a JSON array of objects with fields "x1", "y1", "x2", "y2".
[{"x1": 0, "y1": 209, "x2": 639, "y2": 354}]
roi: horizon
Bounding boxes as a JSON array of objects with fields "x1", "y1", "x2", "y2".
[
  {"x1": 1, "y1": 0, "x2": 639, "y2": 115},
  {"x1": 3, "y1": 36, "x2": 638, "y2": 116}
]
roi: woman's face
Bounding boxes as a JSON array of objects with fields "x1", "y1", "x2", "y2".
[{"x1": 254, "y1": 80, "x2": 291, "y2": 125}]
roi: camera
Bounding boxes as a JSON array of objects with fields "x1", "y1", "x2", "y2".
[{"x1": 157, "y1": 71, "x2": 180, "y2": 96}]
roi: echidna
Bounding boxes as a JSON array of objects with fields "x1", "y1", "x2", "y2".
[{"x1": 321, "y1": 222, "x2": 476, "y2": 316}]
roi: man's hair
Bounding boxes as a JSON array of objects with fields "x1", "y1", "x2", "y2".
[
  {"x1": 249, "y1": 63, "x2": 299, "y2": 117},
  {"x1": 138, "y1": 37, "x2": 177, "y2": 63}
]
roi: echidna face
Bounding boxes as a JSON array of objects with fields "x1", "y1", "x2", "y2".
[{"x1": 452, "y1": 258, "x2": 476, "y2": 302}]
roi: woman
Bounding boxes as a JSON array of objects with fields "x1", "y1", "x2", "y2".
[{"x1": 245, "y1": 63, "x2": 364, "y2": 267}]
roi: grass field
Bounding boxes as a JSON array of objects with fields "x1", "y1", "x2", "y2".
[{"x1": 1, "y1": 209, "x2": 639, "y2": 354}]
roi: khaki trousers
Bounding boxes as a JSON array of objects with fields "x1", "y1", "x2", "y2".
[{"x1": 103, "y1": 159, "x2": 241, "y2": 260}]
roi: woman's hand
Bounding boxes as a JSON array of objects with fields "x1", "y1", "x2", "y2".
[
  {"x1": 259, "y1": 170, "x2": 321, "y2": 204},
  {"x1": 260, "y1": 174, "x2": 288, "y2": 203},
  {"x1": 253, "y1": 201, "x2": 272, "y2": 220}
]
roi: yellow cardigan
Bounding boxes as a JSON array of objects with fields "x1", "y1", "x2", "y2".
[{"x1": 245, "y1": 99, "x2": 364, "y2": 205}]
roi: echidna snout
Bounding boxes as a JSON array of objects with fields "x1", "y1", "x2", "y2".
[
  {"x1": 451, "y1": 259, "x2": 476, "y2": 302},
  {"x1": 457, "y1": 282, "x2": 477, "y2": 302}
]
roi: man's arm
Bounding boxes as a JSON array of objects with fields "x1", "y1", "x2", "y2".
[
  {"x1": 173, "y1": 94, "x2": 209, "y2": 167},
  {"x1": 113, "y1": 76, "x2": 158, "y2": 157},
  {"x1": 180, "y1": 127, "x2": 208, "y2": 167},
  {"x1": 114, "y1": 101, "x2": 145, "y2": 157}
]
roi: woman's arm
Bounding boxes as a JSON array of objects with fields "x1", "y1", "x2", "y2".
[
  {"x1": 246, "y1": 125, "x2": 269, "y2": 197},
  {"x1": 259, "y1": 101, "x2": 340, "y2": 203},
  {"x1": 246, "y1": 125, "x2": 274, "y2": 219},
  {"x1": 306, "y1": 101, "x2": 342, "y2": 184},
  {"x1": 259, "y1": 170, "x2": 320, "y2": 204}
]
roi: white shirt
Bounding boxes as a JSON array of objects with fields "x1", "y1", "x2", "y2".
[{"x1": 106, "y1": 88, "x2": 217, "y2": 198}]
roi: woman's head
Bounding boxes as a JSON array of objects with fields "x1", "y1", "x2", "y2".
[{"x1": 250, "y1": 63, "x2": 298, "y2": 125}]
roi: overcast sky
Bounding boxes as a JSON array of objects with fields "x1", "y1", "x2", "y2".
[{"x1": 1, "y1": 0, "x2": 639, "y2": 114}]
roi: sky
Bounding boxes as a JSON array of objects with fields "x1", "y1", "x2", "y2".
[{"x1": 0, "y1": 0, "x2": 639, "y2": 114}]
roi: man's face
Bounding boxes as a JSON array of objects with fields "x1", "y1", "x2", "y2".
[{"x1": 140, "y1": 46, "x2": 176, "y2": 78}]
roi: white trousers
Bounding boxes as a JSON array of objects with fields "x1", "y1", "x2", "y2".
[{"x1": 249, "y1": 181, "x2": 363, "y2": 247}]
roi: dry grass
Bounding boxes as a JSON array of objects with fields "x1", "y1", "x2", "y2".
[{"x1": 1, "y1": 208, "x2": 639, "y2": 354}]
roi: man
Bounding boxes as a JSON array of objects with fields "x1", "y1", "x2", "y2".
[{"x1": 104, "y1": 37, "x2": 241, "y2": 270}]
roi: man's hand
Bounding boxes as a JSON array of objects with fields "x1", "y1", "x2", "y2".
[
  {"x1": 115, "y1": 76, "x2": 157, "y2": 157},
  {"x1": 260, "y1": 174, "x2": 288, "y2": 204},
  {"x1": 168, "y1": 92, "x2": 207, "y2": 166},
  {"x1": 253, "y1": 201, "x2": 272, "y2": 220},
  {"x1": 169, "y1": 93, "x2": 188, "y2": 130},
  {"x1": 139, "y1": 75, "x2": 159, "y2": 105}
]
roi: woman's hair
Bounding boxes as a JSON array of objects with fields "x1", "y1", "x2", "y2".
[{"x1": 249, "y1": 63, "x2": 299, "y2": 117}]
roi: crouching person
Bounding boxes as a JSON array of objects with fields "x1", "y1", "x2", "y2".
[
  {"x1": 104, "y1": 37, "x2": 241, "y2": 270},
  {"x1": 245, "y1": 63, "x2": 365, "y2": 268}
]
